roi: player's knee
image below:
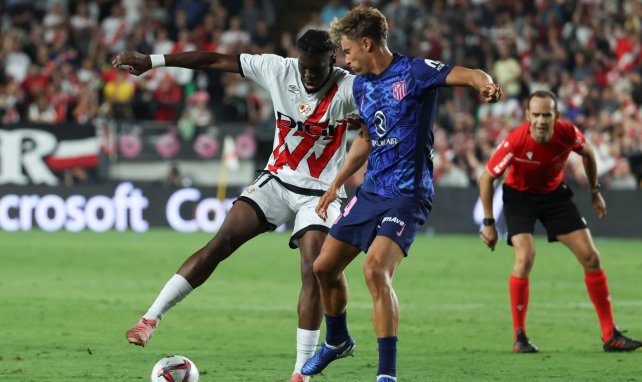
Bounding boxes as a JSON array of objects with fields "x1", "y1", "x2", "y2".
[
  {"x1": 363, "y1": 263, "x2": 389, "y2": 291},
  {"x1": 514, "y1": 253, "x2": 535, "y2": 276},
  {"x1": 580, "y1": 249, "x2": 601, "y2": 271},
  {"x1": 312, "y1": 257, "x2": 331, "y2": 280},
  {"x1": 205, "y1": 233, "x2": 235, "y2": 259}
]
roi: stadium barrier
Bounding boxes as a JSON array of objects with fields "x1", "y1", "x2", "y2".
[{"x1": 1, "y1": 183, "x2": 640, "y2": 238}]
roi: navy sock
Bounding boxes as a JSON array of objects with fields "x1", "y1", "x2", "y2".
[
  {"x1": 325, "y1": 312, "x2": 349, "y2": 346},
  {"x1": 377, "y1": 336, "x2": 398, "y2": 377}
]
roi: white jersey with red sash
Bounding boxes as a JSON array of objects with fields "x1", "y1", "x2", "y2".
[{"x1": 239, "y1": 53, "x2": 356, "y2": 197}]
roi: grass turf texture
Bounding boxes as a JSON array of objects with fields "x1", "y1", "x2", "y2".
[{"x1": 1, "y1": 230, "x2": 641, "y2": 381}]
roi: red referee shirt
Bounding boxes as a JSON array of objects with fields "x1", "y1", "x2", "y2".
[{"x1": 486, "y1": 120, "x2": 586, "y2": 194}]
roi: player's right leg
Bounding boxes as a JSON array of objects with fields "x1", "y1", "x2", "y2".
[
  {"x1": 509, "y1": 233, "x2": 537, "y2": 353},
  {"x1": 502, "y1": 186, "x2": 539, "y2": 353},
  {"x1": 126, "y1": 200, "x2": 270, "y2": 347},
  {"x1": 364, "y1": 236, "x2": 404, "y2": 381},
  {"x1": 301, "y1": 236, "x2": 360, "y2": 376},
  {"x1": 290, "y1": 230, "x2": 325, "y2": 382}
]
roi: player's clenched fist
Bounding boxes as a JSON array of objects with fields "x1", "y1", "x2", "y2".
[
  {"x1": 112, "y1": 51, "x2": 152, "y2": 76},
  {"x1": 481, "y1": 83, "x2": 503, "y2": 103}
]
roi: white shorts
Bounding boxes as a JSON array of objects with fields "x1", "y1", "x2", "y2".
[{"x1": 238, "y1": 172, "x2": 342, "y2": 249}]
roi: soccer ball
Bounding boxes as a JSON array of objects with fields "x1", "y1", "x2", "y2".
[{"x1": 151, "y1": 355, "x2": 200, "y2": 382}]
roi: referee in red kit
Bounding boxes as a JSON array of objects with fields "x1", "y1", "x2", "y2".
[{"x1": 479, "y1": 90, "x2": 641, "y2": 353}]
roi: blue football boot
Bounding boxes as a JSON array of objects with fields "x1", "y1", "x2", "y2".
[{"x1": 301, "y1": 337, "x2": 356, "y2": 376}]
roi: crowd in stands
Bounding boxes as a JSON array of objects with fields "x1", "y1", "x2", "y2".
[{"x1": 1, "y1": 0, "x2": 641, "y2": 190}]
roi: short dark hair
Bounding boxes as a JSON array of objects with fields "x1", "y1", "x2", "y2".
[
  {"x1": 527, "y1": 90, "x2": 558, "y2": 110},
  {"x1": 296, "y1": 29, "x2": 336, "y2": 55}
]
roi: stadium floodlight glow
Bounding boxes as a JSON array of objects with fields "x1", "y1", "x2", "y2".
[{"x1": 0, "y1": 182, "x2": 149, "y2": 232}]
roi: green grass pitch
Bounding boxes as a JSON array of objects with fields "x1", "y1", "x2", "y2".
[{"x1": 1, "y1": 230, "x2": 641, "y2": 381}]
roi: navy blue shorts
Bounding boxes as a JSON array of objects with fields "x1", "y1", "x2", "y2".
[{"x1": 329, "y1": 188, "x2": 432, "y2": 256}]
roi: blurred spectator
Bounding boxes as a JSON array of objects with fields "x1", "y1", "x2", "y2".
[
  {"x1": 163, "y1": 163, "x2": 186, "y2": 188},
  {"x1": 493, "y1": 45, "x2": 521, "y2": 99},
  {"x1": 69, "y1": 2, "x2": 97, "y2": 60},
  {"x1": 219, "y1": 16, "x2": 250, "y2": 54},
  {"x1": 146, "y1": 0, "x2": 169, "y2": 28},
  {"x1": 3, "y1": 30, "x2": 31, "y2": 83},
  {"x1": 249, "y1": 19, "x2": 274, "y2": 54},
  {"x1": 63, "y1": 165, "x2": 93, "y2": 187},
  {"x1": 297, "y1": 11, "x2": 325, "y2": 39},
  {"x1": 238, "y1": 0, "x2": 262, "y2": 36},
  {"x1": 28, "y1": 93, "x2": 56, "y2": 123},
  {"x1": 8, "y1": 0, "x2": 35, "y2": 32},
  {"x1": 192, "y1": 12, "x2": 222, "y2": 51},
  {"x1": 102, "y1": 69, "x2": 135, "y2": 120},
  {"x1": 73, "y1": 81, "x2": 99, "y2": 124},
  {"x1": 320, "y1": 0, "x2": 348, "y2": 27},
  {"x1": 153, "y1": 74, "x2": 183, "y2": 122},
  {"x1": 437, "y1": 152, "x2": 470, "y2": 188},
  {"x1": 174, "y1": 0, "x2": 208, "y2": 29},
  {"x1": 100, "y1": 3, "x2": 128, "y2": 54},
  {"x1": 178, "y1": 90, "x2": 214, "y2": 140},
  {"x1": 608, "y1": 159, "x2": 638, "y2": 190},
  {"x1": 0, "y1": 77, "x2": 23, "y2": 124},
  {"x1": 42, "y1": 2, "x2": 68, "y2": 45}
]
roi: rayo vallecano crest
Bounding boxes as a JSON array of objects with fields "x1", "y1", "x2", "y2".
[{"x1": 298, "y1": 101, "x2": 314, "y2": 118}]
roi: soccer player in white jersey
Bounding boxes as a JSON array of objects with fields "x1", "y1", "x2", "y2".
[{"x1": 112, "y1": 30, "x2": 356, "y2": 382}]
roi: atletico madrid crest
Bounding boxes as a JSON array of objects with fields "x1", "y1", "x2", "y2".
[{"x1": 392, "y1": 80, "x2": 406, "y2": 100}]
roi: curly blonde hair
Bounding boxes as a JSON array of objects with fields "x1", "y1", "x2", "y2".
[{"x1": 329, "y1": 6, "x2": 388, "y2": 45}]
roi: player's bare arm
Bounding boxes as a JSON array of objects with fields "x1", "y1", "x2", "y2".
[
  {"x1": 579, "y1": 142, "x2": 607, "y2": 219},
  {"x1": 478, "y1": 169, "x2": 498, "y2": 251},
  {"x1": 445, "y1": 66, "x2": 502, "y2": 103},
  {"x1": 112, "y1": 51, "x2": 240, "y2": 76},
  {"x1": 316, "y1": 124, "x2": 371, "y2": 221},
  {"x1": 337, "y1": 111, "x2": 366, "y2": 131}
]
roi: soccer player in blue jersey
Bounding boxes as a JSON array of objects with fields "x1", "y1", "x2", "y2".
[{"x1": 301, "y1": 7, "x2": 502, "y2": 382}]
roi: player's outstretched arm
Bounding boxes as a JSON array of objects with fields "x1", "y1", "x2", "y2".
[
  {"x1": 316, "y1": 125, "x2": 371, "y2": 221},
  {"x1": 579, "y1": 142, "x2": 607, "y2": 219},
  {"x1": 445, "y1": 66, "x2": 502, "y2": 103},
  {"x1": 478, "y1": 169, "x2": 498, "y2": 251},
  {"x1": 112, "y1": 51, "x2": 241, "y2": 76}
]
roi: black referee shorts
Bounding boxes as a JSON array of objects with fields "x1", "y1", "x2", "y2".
[{"x1": 502, "y1": 183, "x2": 588, "y2": 246}]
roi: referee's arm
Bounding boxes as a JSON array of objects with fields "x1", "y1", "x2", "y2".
[
  {"x1": 479, "y1": 169, "x2": 498, "y2": 250},
  {"x1": 578, "y1": 142, "x2": 607, "y2": 219}
]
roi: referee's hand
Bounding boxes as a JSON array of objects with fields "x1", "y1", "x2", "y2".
[
  {"x1": 480, "y1": 225, "x2": 498, "y2": 251},
  {"x1": 592, "y1": 192, "x2": 607, "y2": 219}
]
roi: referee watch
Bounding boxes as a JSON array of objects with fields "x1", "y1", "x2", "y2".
[
  {"x1": 590, "y1": 184, "x2": 601, "y2": 195},
  {"x1": 483, "y1": 218, "x2": 495, "y2": 226}
]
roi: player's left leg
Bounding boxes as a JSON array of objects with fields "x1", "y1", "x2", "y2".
[
  {"x1": 364, "y1": 236, "x2": 404, "y2": 382},
  {"x1": 558, "y1": 228, "x2": 641, "y2": 351}
]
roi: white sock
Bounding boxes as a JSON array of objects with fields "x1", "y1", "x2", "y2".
[
  {"x1": 293, "y1": 328, "x2": 320, "y2": 374},
  {"x1": 143, "y1": 274, "x2": 194, "y2": 322}
]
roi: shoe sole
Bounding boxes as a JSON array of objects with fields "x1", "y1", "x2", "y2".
[
  {"x1": 127, "y1": 337, "x2": 146, "y2": 347},
  {"x1": 604, "y1": 347, "x2": 641, "y2": 352}
]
